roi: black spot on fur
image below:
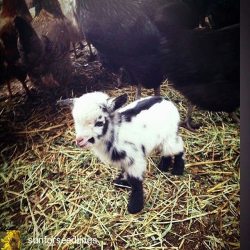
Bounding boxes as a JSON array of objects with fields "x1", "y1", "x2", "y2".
[
  {"x1": 141, "y1": 145, "x2": 146, "y2": 155},
  {"x1": 172, "y1": 152, "x2": 184, "y2": 175},
  {"x1": 111, "y1": 147, "x2": 126, "y2": 161},
  {"x1": 106, "y1": 141, "x2": 113, "y2": 152},
  {"x1": 97, "y1": 118, "x2": 109, "y2": 139},
  {"x1": 121, "y1": 97, "x2": 163, "y2": 122},
  {"x1": 158, "y1": 156, "x2": 172, "y2": 172},
  {"x1": 105, "y1": 130, "x2": 115, "y2": 150},
  {"x1": 107, "y1": 129, "x2": 115, "y2": 147},
  {"x1": 102, "y1": 118, "x2": 109, "y2": 135},
  {"x1": 127, "y1": 176, "x2": 144, "y2": 214}
]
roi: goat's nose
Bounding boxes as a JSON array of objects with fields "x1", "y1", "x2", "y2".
[{"x1": 76, "y1": 137, "x2": 84, "y2": 146}]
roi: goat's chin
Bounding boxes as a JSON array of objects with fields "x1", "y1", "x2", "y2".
[
  {"x1": 76, "y1": 141, "x2": 91, "y2": 149},
  {"x1": 79, "y1": 143, "x2": 92, "y2": 149}
]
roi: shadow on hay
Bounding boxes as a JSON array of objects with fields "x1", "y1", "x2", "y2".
[{"x1": 0, "y1": 65, "x2": 124, "y2": 165}]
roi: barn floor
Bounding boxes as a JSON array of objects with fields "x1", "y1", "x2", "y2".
[{"x1": 0, "y1": 45, "x2": 240, "y2": 249}]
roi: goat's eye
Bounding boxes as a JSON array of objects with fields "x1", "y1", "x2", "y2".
[{"x1": 95, "y1": 121, "x2": 104, "y2": 127}]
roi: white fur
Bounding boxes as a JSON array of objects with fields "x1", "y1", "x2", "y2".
[{"x1": 71, "y1": 92, "x2": 184, "y2": 180}]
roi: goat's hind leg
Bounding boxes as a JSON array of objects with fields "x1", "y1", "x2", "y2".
[
  {"x1": 161, "y1": 135, "x2": 185, "y2": 175},
  {"x1": 172, "y1": 152, "x2": 185, "y2": 175},
  {"x1": 158, "y1": 156, "x2": 172, "y2": 172},
  {"x1": 172, "y1": 136, "x2": 185, "y2": 175}
]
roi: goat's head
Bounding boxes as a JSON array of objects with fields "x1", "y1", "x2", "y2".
[{"x1": 58, "y1": 92, "x2": 127, "y2": 148}]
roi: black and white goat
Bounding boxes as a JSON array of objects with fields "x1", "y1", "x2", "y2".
[{"x1": 60, "y1": 92, "x2": 185, "y2": 213}]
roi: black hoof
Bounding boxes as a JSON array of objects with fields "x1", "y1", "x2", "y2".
[
  {"x1": 128, "y1": 193, "x2": 144, "y2": 214},
  {"x1": 171, "y1": 168, "x2": 184, "y2": 175},
  {"x1": 127, "y1": 176, "x2": 144, "y2": 213},
  {"x1": 172, "y1": 152, "x2": 185, "y2": 175}
]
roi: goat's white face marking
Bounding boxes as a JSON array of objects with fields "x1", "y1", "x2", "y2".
[{"x1": 72, "y1": 92, "x2": 109, "y2": 148}]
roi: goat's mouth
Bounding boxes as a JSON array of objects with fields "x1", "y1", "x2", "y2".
[{"x1": 76, "y1": 137, "x2": 95, "y2": 148}]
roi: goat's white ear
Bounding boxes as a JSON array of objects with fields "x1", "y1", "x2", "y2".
[
  {"x1": 56, "y1": 98, "x2": 75, "y2": 108},
  {"x1": 109, "y1": 94, "x2": 128, "y2": 112}
]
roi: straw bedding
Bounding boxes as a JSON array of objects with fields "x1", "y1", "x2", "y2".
[{"x1": 0, "y1": 46, "x2": 239, "y2": 249}]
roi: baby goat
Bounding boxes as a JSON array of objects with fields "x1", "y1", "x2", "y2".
[{"x1": 61, "y1": 92, "x2": 185, "y2": 214}]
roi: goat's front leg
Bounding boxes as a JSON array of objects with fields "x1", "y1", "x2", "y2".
[
  {"x1": 125, "y1": 161, "x2": 146, "y2": 214},
  {"x1": 127, "y1": 175, "x2": 144, "y2": 214}
]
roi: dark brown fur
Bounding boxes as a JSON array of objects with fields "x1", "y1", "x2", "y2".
[
  {"x1": 0, "y1": 0, "x2": 32, "y2": 96},
  {"x1": 15, "y1": 0, "x2": 73, "y2": 88}
]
